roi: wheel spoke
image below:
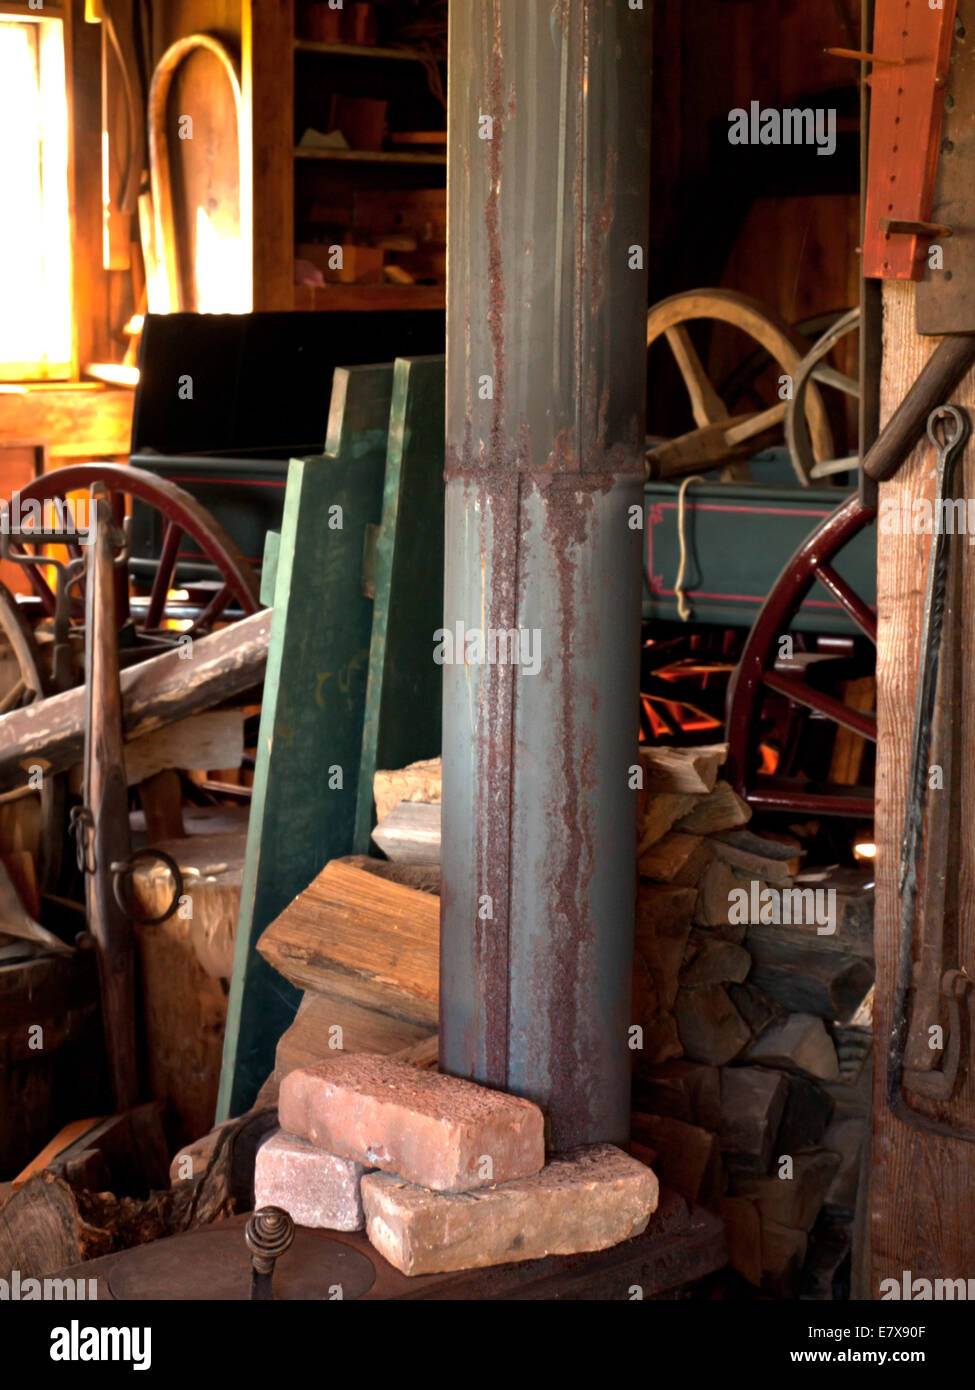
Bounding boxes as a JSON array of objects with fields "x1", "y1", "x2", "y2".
[
  {"x1": 145, "y1": 521, "x2": 184, "y2": 630},
  {"x1": 665, "y1": 326, "x2": 729, "y2": 427},
  {"x1": 811, "y1": 364, "x2": 859, "y2": 398},
  {"x1": 0, "y1": 679, "x2": 25, "y2": 716},
  {"x1": 190, "y1": 581, "x2": 231, "y2": 634},
  {"x1": 815, "y1": 563, "x2": 877, "y2": 642},
  {"x1": 20, "y1": 549, "x2": 57, "y2": 617},
  {"x1": 764, "y1": 668, "x2": 876, "y2": 740},
  {"x1": 110, "y1": 492, "x2": 130, "y2": 626},
  {"x1": 723, "y1": 402, "x2": 789, "y2": 446}
]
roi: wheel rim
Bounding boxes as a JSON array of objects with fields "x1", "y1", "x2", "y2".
[
  {"x1": 647, "y1": 288, "x2": 836, "y2": 483},
  {"x1": 9, "y1": 464, "x2": 261, "y2": 636},
  {"x1": 726, "y1": 493, "x2": 877, "y2": 818}
]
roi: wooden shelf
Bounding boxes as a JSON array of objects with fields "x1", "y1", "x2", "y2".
[
  {"x1": 295, "y1": 145, "x2": 446, "y2": 166},
  {"x1": 294, "y1": 39, "x2": 445, "y2": 64},
  {"x1": 294, "y1": 283, "x2": 446, "y2": 312}
]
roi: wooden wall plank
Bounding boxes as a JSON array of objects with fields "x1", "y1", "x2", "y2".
[{"x1": 869, "y1": 280, "x2": 975, "y2": 1291}]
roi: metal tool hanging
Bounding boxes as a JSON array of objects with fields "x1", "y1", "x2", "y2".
[{"x1": 888, "y1": 404, "x2": 975, "y2": 1142}]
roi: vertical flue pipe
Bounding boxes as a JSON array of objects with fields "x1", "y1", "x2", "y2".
[{"x1": 441, "y1": 0, "x2": 652, "y2": 1150}]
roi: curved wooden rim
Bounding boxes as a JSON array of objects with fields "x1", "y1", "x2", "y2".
[
  {"x1": 148, "y1": 34, "x2": 243, "y2": 313},
  {"x1": 13, "y1": 463, "x2": 262, "y2": 620},
  {"x1": 785, "y1": 307, "x2": 860, "y2": 483},
  {"x1": 646, "y1": 288, "x2": 836, "y2": 476},
  {"x1": 725, "y1": 493, "x2": 876, "y2": 816}
]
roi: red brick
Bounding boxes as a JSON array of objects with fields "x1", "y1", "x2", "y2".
[
  {"x1": 362, "y1": 1144, "x2": 659, "y2": 1275},
  {"x1": 278, "y1": 1054, "x2": 545, "y2": 1193},
  {"x1": 255, "y1": 1130, "x2": 367, "y2": 1230}
]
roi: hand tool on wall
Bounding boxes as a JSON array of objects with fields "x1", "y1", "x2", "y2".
[{"x1": 887, "y1": 405, "x2": 975, "y2": 1142}]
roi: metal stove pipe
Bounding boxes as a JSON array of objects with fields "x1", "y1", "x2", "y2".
[{"x1": 441, "y1": 0, "x2": 652, "y2": 1150}]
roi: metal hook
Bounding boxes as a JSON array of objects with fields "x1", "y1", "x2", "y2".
[{"x1": 926, "y1": 403, "x2": 971, "y2": 453}]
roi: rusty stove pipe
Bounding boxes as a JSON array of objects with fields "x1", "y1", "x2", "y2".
[{"x1": 440, "y1": 0, "x2": 652, "y2": 1150}]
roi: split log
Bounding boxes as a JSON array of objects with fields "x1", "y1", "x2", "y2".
[
  {"x1": 638, "y1": 743, "x2": 728, "y2": 794},
  {"x1": 337, "y1": 854, "x2": 441, "y2": 896},
  {"x1": 822, "y1": 1117, "x2": 865, "y2": 1213},
  {"x1": 638, "y1": 1013, "x2": 683, "y2": 1065},
  {"x1": 719, "y1": 1196, "x2": 763, "y2": 1286},
  {"x1": 709, "y1": 829, "x2": 800, "y2": 885},
  {"x1": 801, "y1": 1216, "x2": 853, "y2": 1300},
  {"x1": 744, "y1": 1013, "x2": 840, "y2": 1082},
  {"x1": 679, "y1": 931, "x2": 751, "y2": 988},
  {"x1": 132, "y1": 817, "x2": 248, "y2": 979},
  {"x1": 675, "y1": 781, "x2": 751, "y2": 835},
  {"x1": 832, "y1": 1024, "x2": 873, "y2": 1084},
  {"x1": 694, "y1": 859, "x2": 745, "y2": 932},
  {"x1": 275, "y1": 991, "x2": 434, "y2": 1077},
  {"x1": 635, "y1": 882, "x2": 697, "y2": 935},
  {"x1": 637, "y1": 791, "x2": 698, "y2": 853},
  {"x1": 0, "y1": 1173, "x2": 113, "y2": 1278},
  {"x1": 371, "y1": 800, "x2": 441, "y2": 865},
  {"x1": 718, "y1": 1067, "x2": 788, "y2": 1173},
  {"x1": 0, "y1": 610, "x2": 269, "y2": 792},
  {"x1": 775, "y1": 1073, "x2": 836, "y2": 1152},
  {"x1": 744, "y1": 925, "x2": 874, "y2": 1023},
  {"x1": 727, "y1": 981, "x2": 786, "y2": 1038},
  {"x1": 634, "y1": 885, "x2": 696, "y2": 1010},
  {"x1": 373, "y1": 757, "x2": 442, "y2": 823},
  {"x1": 674, "y1": 983, "x2": 750, "y2": 1065},
  {"x1": 733, "y1": 1150, "x2": 841, "y2": 1233},
  {"x1": 630, "y1": 1112, "x2": 724, "y2": 1206},
  {"x1": 632, "y1": 1059, "x2": 722, "y2": 1130},
  {"x1": 639, "y1": 831, "x2": 713, "y2": 885},
  {"x1": 257, "y1": 859, "x2": 439, "y2": 1026},
  {"x1": 761, "y1": 1219, "x2": 808, "y2": 1299},
  {"x1": 392, "y1": 1034, "x2": 439, "y2": 1069}
]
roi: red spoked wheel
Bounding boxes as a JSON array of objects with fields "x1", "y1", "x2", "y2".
[
  {"x1": 7, "y1": 464, "x2": 261, "y2": 639},
  {"x1": 725, "y1": 494, "x2": 877, "y2": 819}
]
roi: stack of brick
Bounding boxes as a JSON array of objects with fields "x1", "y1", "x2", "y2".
[{"x1": 255, "y1": 1053, "x2": 659, "y2": 1276}]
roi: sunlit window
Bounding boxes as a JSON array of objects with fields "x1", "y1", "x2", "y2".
[{"x1": 0, "y1": 13, "x2": 71, "y2": 379}]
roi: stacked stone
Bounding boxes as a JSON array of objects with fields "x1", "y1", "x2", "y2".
[{"x1": 255, "y1": 1053, "x2": 658, "y2": 1275}]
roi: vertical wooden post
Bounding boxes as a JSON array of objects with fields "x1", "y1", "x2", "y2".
[
  {"x1": 242, "y1": 0, "x2": 294, "y2": 311},
  {"x1": 870, "y1": 281, "x2": 975, "y2": 1289}
]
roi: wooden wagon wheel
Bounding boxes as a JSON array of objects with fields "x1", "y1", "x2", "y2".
[
  {"x1": 8, "y1": 464, "x2": 261, "y2": 644},
  {"x1": 725, "y1": 494, "x2": 876, "y2": 819},
  {"x1": 0, "y1": 578, "x2": 63, "y2": 887},
  {"x1": 785, "y1": 307, "x2": 860, "y2": 483},
  {"x1": 647, "y1": 289, "x2": 836, "y2": 484}
]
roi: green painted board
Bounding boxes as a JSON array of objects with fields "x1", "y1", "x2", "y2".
[
  {"x1": 642, "y1": 480, "x2": 876, "y2": 635},
  {"x1": 354, "y1": 356, "x2": 446, "y2": 852},
  {"x1": 217, "y1": 364, "x2": 394, "y2": 1119}
]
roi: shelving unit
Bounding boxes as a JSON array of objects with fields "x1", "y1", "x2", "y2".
[
  {"x1": 294, "y1": 147, "x2": 446, "y2": 167},
  {"x1": 247, "y1": 2, "x2": 447, "y2": 313}
]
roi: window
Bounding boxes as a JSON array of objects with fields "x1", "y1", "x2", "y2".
[{"x1": 0, "y1": 11, "x2": 71, "y2": 380}]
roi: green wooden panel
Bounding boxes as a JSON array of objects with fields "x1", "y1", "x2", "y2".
[
  {"x1": 354, "y1": 356, "x2": 446, "y2": 852},
  {"x1": 217, "y1": 364, "x2": 394, "y2": 1119},
  {"x1": 642, "y1": 481, "x2": 876, "y2": 635},
  {"x1": 260, "y1": 530, "x2": 280, "y2": 606}
]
